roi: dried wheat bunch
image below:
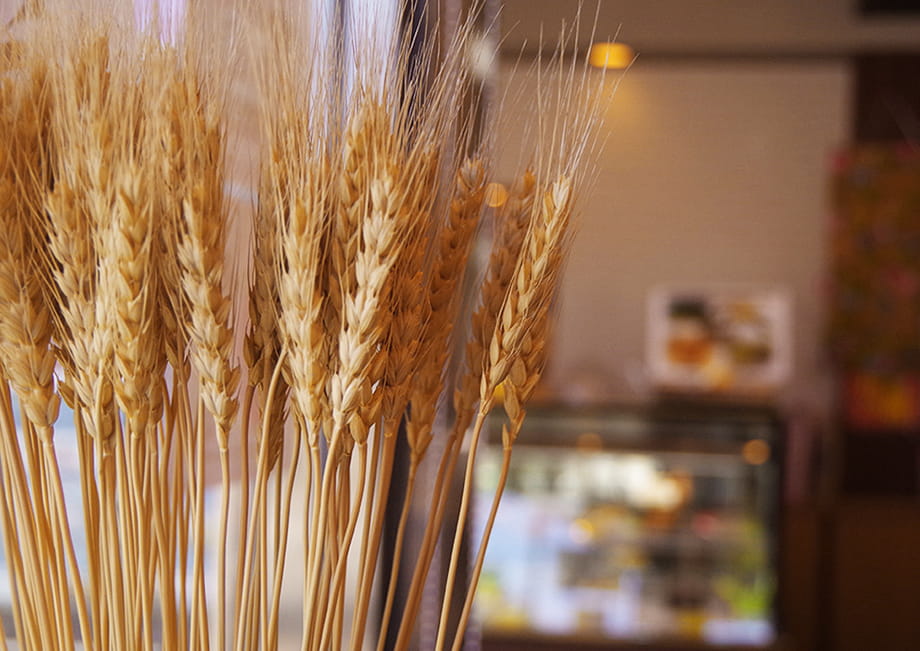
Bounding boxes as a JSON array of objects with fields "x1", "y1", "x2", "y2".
[{"x1": 0, "y1": 2, "x2": 611, "y2": 651}]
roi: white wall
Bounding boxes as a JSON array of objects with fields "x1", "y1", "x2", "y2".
[{"x1": 494, "y1": 60, "x2": 851, "y2": 414}]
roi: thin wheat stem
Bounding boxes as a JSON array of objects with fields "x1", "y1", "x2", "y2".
[
  {"x1": 258, "y1": 470, "x2": 270, "y2": 651},
  {"x1": 451, "y1": 445, "x2": 513, "y2": 651},
  {"x1": 434, "y1": 409, "x2": 488, "y2": 651},
  {"x1": 301, "y1": 427, "x2": 346, "y2": 650},
  {"x1": 317, "y1": 457, "x2": 347, "y2": 651},
  {"x1": 12, "y1": 433, "x2": 53, "y2": 649},
  {"x1": 40, "y1": 433, "x2": 94, "y2": 650},
  {"x1": 0, "y1": 599, "x2": 7, "y2": 651},
  {"x1": 128, "y1": 434, "x2": 154, "y2": 651},
  {"x1": 74, "y1": 407, "x2": 105, "y2": 646},
  {"x1": 267, "y1": 429, "x2": 304, "y2": 651},
  {"x1": 233, "y1": 383, "x2": 255, "y2": 648},
  {"x1": 270, "y1": 441, "x2": 285, "y2": 636},
  {"x1": 0, "y1": 450, "x2": 26, "y2": 647},
  {"x1": 0, "y1": 460, "x2": 23, "y2": 651},
  {"x1": 217, "y1": 438, "x2": 231, "y2": 651},
  {"x1": 301, "y1": 435, "x2": 323, "y2": 642},
  {"x1": 173, "y1": 375, "x2": 191, "y2": 651},
  {"x1": 257, "y1": 410, "x2": 287, "y2": 650},
  {"x1": 349, "y1": 421, "x2": 389, "y2": 651},
  {"x1": 353, "y1": 441, "x2": 381, "y2": 593},
  {"x1": 394, "y1": 417, "x2": 467, "y2": 649},
  {"x1": 11, "y1": 420, "x2": 48, "y2": 646},
  {"x1": 192, "y1": 398, "x2": 211, "y2": 651},
  {"x1": 306, "y1": 461, "x2": 342, "y2": 650},
  {"x1": 0, "y1": 388, "x2": 41, "y2": 649},
  {"x1": 319, "y1": 441, "x2": 368, "y2": 651},
  {"x1": 22, "y1": 421, "x2": 71, "y2": 651},
  {"x1": 98, "y1": 443, "x2": 127, "y2": 651},
  {"x1": 148, "y1": 429, "x2": 178, "y2": 650},
  {"x1": 0, "y1": 414, "x2": 39, "y2": 645},
  {"x1": 259, "y1": 451, "x2": 284, "y2": 651},
  {"x1": 234, "y1": 351, "x2": 287, "y2": 651},
  {"x1": 375, "y1": 460, "x2": 418, "y2": 651},
  {"x1": 43, "y1": 454, "x2": 79, "y2": 651},
  {"x1": 330, "y1": 454, "x2": 353, "y2": 651},
  {"x1": 111, "y1": 421, "x2": 140, "y2": 648}
]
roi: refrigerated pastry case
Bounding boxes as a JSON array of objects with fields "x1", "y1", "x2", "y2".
[{"x1": 470, "y1": 403, "x2": 783, "y2": 651}]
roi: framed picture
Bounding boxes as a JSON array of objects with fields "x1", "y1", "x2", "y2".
[{"x1": 647, "y1": 285, "x2": 793, "y2": 397}]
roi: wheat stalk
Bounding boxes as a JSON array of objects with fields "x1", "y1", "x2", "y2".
[
  {"x1": 394, "y1": 167, "x2": 536, "y2": 644},
  {"x1": 434, "y1": 17, "x2": 607, "y2": 642},
  {"x1": 41, "y1": 30, "x2": 117, "y2": 643},
  {"x1": 348, "y1": 145, "x2": 439, "y2": 651},
  {"x1": 378, "y1": 156, "x2": 485, "y2": 650},
  {"x1": 0, "y1": 36, "x2": 99, "y2": 651},
  {"x1": 176, "y1": 118, "x2": 239, "y2": 651},
  {"x1": 0, "y1": 4, "x2": 609, "y2": 651},
  {"x1": 317, "y1": 98, "x2": 409, "y2": 651}
]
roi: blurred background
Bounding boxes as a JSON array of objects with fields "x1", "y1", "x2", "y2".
[
  {"x1": 451, "y1": 1, "x2": 920, "y2": 650},
  {"x1": 4, "y1": 0, "x2": 920, "y2": 649}
]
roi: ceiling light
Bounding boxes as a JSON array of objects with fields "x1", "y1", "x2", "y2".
[{"x1": 589, "y1": 42, "x2": 634, "y2": 70}]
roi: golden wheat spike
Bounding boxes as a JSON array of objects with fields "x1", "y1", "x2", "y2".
[{"x1": 0, "y1": 2, "x2": 609, "y2": 650}]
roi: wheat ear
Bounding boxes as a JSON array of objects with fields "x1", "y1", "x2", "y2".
[
  {"x1": 407, "y1": 157, "x2": 486, "y2": 464},
  {"x1": 349, "y1": 146, "x2": 439, "y2": 651},
  {"x1": 301, "y1": 99, "x2": 380, "y2": 650},
  {"x1": 395, "y1": 168, "x2": 534, "y2": 645},
  {"x1": 43, "y1": 30, "x2": 127, "y2": 645},
  {"x1": 104, "y1": 161, "x2": 162, "y2": 651},
  {"x1": 244, "y1": 102, "x2": 294, "y2": 646},
  {"x1": 381, "y1": 157, "x2": 485, "y2": 650},
  {"x1": 273, "y1": 152, "x2": 330, "y2": 650},
  {"x1": 436, "y1": 175, "x2": 574, "y2": 651},
  {"x1": 319, "y1": 110, "x2": 409, "y2": 651},
  {"x1": 451, "y1": 302, "x2": 551, "y2": 650},
  {"x1": 0, "y1": 45, "x2": 97, "y2": 650},
  {"x1": 241, "y1": 11, "x2": 314, "y2": 641},
  {"x1": 237, "y1": 190, "x2": 291, "y2": 651},
  {"x1": 178, "y1": 157, "x2": 240, "y2": 651},
  {"x1": 238, "y1": 172, "x2": 285, "y2": 651}
]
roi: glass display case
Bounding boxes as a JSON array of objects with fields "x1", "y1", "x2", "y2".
[{"x1": 471, "y1": 402, "x2": 783, "y2": 650}]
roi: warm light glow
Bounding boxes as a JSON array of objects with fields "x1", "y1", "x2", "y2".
[
  {"x1": 742, "y1": 439, "x2": 771, "y2": 466},
  {"x1": 484, "y1": 182, "x2": 508, "y2": 208},
  {"x1": 575, "y1": 432, "x2": 603, "y2": 450},
  {"x1": 589, "y1": 42, "x2": 634, "y2": 70}
]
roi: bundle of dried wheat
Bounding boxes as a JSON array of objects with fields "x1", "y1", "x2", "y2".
[{"x1": 0, "y1": 1, "x2": 610, "y2": 649}]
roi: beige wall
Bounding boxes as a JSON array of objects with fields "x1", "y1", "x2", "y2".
[
  {"x1": 499, "y1": 0, "x2": 920, "y2": 54},
  {"x1": 493, "y1": 60, "x2": 851, "y2": 414}
]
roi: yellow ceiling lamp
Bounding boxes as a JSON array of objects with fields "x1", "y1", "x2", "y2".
[{"x1": 589, "y1": 42, "x2": 635, "y2": 70}]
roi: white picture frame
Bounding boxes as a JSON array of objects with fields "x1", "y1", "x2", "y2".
[{"x1": 647, "y1": 285, "x2": 793, "y2": 396}]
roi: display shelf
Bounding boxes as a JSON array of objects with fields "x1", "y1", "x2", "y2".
[
  {"x1": 481, "y1": 629, "x2": 793, "y2": 651},
  {"x1": 471, "y1": 403, "x2": 783, "y2": 650}
]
